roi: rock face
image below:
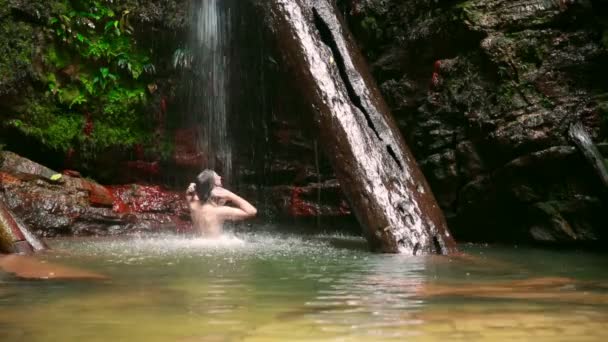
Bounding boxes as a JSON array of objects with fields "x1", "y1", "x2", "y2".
[
  {"x1": 0, "y1": 151, "x2": 190, "y2": 237},
  {"x1": 338, "y1": 0, "x2": 608, "y2": 243}
]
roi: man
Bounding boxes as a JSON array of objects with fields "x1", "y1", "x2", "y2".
[{"x1": 186, "y1": 170, "x2": 257, "y2": 237}]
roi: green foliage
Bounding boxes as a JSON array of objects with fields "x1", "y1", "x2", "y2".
[
  {"x1": 48, "y1": 3, "x2": 152, "y2": 81},
  {"x1": 8, "y1": 0, "x2": 158, "y2": 158},
  {"x1": 0, "y1": 11, "x2": 34, "y2": 88},
  {"x1": 456, "y1": 1, "x2": 484, "y2": 27},
  {"x1": 46, "y1": 45, "x2": 71, "y2": 69},
  {"x1": 8, "y1": 98, "x2": 83, "y2": 151},
  {"x1": 360, "y1": 16, "x2": 383, "y2": 40}
]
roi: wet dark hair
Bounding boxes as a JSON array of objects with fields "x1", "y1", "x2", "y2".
[{"x1": 194, "y1": 169, "x2": 216, "y2": 203}]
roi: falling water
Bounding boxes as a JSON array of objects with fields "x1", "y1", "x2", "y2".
[{"x1": 186, "y1": 0, "x2": 232, "y2": 179}]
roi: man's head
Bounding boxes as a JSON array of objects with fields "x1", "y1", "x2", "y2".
[{"x1": 194, "y1": 169, "x2": 221, "y2": 202}]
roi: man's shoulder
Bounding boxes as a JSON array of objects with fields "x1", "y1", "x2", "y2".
[{"x1": 199, "y1": 203, "x2": 220, "y2": 212}]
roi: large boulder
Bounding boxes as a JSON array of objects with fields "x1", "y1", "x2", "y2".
[{"x1": 0, "y1": 151, "x2": 190, "y2": 237}]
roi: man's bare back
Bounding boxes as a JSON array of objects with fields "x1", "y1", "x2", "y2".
[
  {"x1": 186, "y1": 171, "x2": 257, "y2": 237},
  {"x1": 189, "y1": 201, "x2": 222, "y2": 237}
]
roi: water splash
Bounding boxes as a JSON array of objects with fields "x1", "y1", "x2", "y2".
[
  {"x1": 45, "y1": 228, "x2": 366, "y2": 263},
  {"x1": 187, "y1": 0, "x2": 233, "y2": 179}
]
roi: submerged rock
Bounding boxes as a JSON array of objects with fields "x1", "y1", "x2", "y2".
[{"x1": 0, "y1": 254, "x2": 107, "y2": 280}]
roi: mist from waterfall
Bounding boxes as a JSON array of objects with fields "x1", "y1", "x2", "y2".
[{"x1": 186, "y1": 0, "x2": 232, "y2": 179}]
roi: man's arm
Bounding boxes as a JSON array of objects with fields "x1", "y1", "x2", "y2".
[
  {"x1": 214, "y1": 206, "x2": 257, "y2": 221},
  {"x1": 212, "y1": 188, "x2": 257, "y2": 220}
]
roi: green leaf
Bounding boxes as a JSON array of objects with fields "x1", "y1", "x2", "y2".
[
  {"x1": 50, "y1": 174, "x2": 63, "y2": 181},
  {"x1": 104, "y1": 21, "x2": 116, "y2": 32},
  {"x1": 8, "y1": 119, "x2": 23, "y2": 128},
  {"x1": 69, "y1": 94, "x2": 87, "y2": 108}
]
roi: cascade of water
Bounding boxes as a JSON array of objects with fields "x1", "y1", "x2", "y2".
[{"x1": 187, "y1": 0, "x2": 232, "y2": 179}]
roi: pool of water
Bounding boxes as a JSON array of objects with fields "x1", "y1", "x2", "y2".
[{"x1": 1, "y1": 226, "x2": 607, "y2": 341}]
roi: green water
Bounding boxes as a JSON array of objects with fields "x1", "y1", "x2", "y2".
[{"x1": 1, "y1": 228, "x2": 607, "y2": 341}]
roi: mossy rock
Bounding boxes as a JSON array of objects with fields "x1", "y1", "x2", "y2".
[{"x1": 0, "y1": 15, "x2": 34, "y2": 95}]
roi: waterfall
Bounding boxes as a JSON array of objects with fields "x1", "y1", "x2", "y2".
[{"x1": 186, "y1": 0, "x2": 233, "y2": 179}]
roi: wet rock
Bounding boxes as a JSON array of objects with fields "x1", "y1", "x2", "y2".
[
  {"x1": 0, "y1": 150, "x2": 57, "y2": 181},
  {"x1": 0, "y1": 197, "x2": 47, "y2": 253},
  {"x1": 72, "y1": 178, "x2": 114, "y2": 207},
  {"x1": 269, "y1": 181, "x2": 352, "y2": 218},
  {"x1": 0, "y1": 151, "x2": 191, "y2": 237},
  {"x1": 118, "y1": 0, "x2": 190, "y2": 30},
  {"x1": 415, "y1": 276, "x2": 608, "y2": 305},
  {"x1": 0, "y1": 254, "x2": 107, "y2": 280},
  {"x1": 459, "y1": 0, "x2": 581, "y2": 32},
  {"x1": 341, "y1": 0, "x2": 608, "y2": 244},
  {"x1": 109, "y1": 185, "x2": 187, "y2": 215},
  {"x1": 172, "y1": 127, "x2": 206, "y2": 171}
]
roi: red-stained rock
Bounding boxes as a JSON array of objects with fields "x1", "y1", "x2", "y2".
[
  {"x1": 108, "y1": 185, "x2": 186, "y2": 214},
  {"x1": 134, "y1": 144, "x2": 146, "y2": 160},
  {"x1": 1, "y1": 151, "x2": 192, "y2": 237},
  {"x1": 0, "y1": 172, "x2": 22, "y2": 185},
  {"x1": 83, "y1": 113, "x2": 94, "y2": 136},
  {"x1": 62, "y1": 169, "x2": 82, "y2": 178},
  {"x1": 73, "y1": 179, "x2": 114, "y2": 207},
  {"x1": 112, "y1": 196, "x2": 130, "y2": 214},
  {"x1": 125, "y1": 160, "x2": 161, "y2": 177},
  {"x1": 271, "y1": 181, "x2": 352, "y2": 218}
]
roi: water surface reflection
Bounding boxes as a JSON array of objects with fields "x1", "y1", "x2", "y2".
[{"x1": 0, "y1": 229, "x2": 607, "y2": 341}]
